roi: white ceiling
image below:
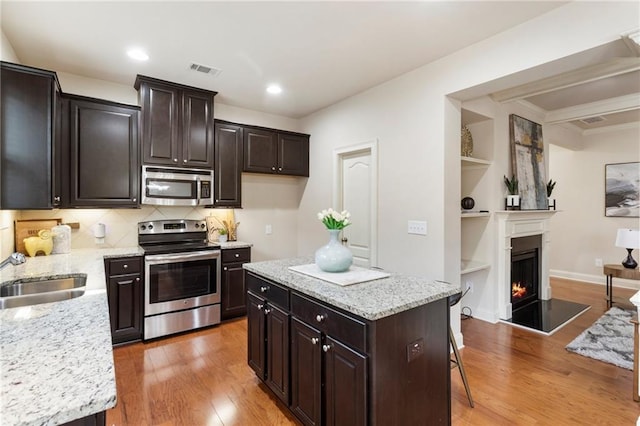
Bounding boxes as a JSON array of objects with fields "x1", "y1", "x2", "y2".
[{"x1": 1, "y1": 1, "x2": 569, "y2": 119}]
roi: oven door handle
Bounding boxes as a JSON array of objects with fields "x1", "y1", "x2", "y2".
[{"x1": 145, "y1": 250, "x2": 220, "y2": 264}]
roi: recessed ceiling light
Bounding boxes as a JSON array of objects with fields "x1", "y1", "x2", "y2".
[
  {"x1": 266, "y1": 84, "x2": 282, "y2": 95},
  {"x1": 127, "y1": 48, "x2": 149, "y2": 61}
]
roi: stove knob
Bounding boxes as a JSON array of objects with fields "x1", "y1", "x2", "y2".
[
  {"x1": 140, "y1": 225, "x2": 146, "y2": 231},
  {"x1": 148, "y1": 224, "x2": 154, "y2": 230}
]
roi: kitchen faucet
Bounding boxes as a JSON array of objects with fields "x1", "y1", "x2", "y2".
[{"x1": 0, "y1": 252, "x2": 26, "y2": 270}]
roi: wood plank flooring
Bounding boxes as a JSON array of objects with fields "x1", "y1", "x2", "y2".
[{"x1": 106, "y1": 278, "x2": 639, "y2": 425}]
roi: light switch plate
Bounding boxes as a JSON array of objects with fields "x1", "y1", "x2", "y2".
[{"x1": 407, "y1": 220, "x2": 427, "y2": 235}]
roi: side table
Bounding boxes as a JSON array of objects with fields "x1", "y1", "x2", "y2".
[{"x1": 603, "y1": 264, "x2": 640, "y2": 309}]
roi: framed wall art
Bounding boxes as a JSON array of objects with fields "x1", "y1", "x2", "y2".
[
  {"x1": 605, "y1": 162, "x2": 639, "y2": 217},
  {"x1": 509, "y1": 114, "x2": 547, "y2": 210}
]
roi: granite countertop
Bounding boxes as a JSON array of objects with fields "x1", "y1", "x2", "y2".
[
  {"x1": 219, "y1": 240, "x2": 253, "y2": 250},
  {"x1": 243, "y1": 257, "x2": 460, "y2": 321},
  {"x1": 0, "y1": 247, "x2": 143, "y2": 426}
]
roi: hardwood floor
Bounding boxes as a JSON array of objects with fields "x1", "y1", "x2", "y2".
[{"x1": 106, "y1": 278, "x2": 638, "y2": 425}]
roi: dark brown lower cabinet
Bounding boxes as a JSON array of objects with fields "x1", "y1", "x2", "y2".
[
  {"x1": 247, "y1": 290, "x2": 290, "y2": 404},
  {"x1": 104, "y1": 256, "x2": 143, "y2": 345},
  {"x1": 246, "y1": 271, "x2": 451, "y2": 425},
  {"x1": 221, "y1": 247, "x2": 251, "y2": 320},
  {"x1": 61, "y1": 410, "x2": 105, "y2": 426}
]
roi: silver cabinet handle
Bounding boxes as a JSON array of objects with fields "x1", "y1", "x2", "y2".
[
  {"x1": 235, "y1": 253, "x2": 240, "y2": 258},
  {"x1": 54, "y1": 196, "x2": 61, "y2": 202},
  {"x1": 135, "y1": 277, "x2": 140, "y2": 282},
  {"x1": 257, "y1": 304, "x2": 264, "y2": 310},
  {"x1": 264, "y1": 308, "x2": 272, "y2": 315},
  {"x1": 271, "y1": 166, "x2": 276, "y2": 171},
  {"x1": 173, "y1": 158, "x2": 178, "y2": 162},
  {"x1": 322, "y1": 344, "x2": 331, "y2": 352},
  {"x1": 183, "y1": 159, "x2": 187, "y2": 163},
  {"x1": 223, "y1": 267, "x2": 228, "y2": 271},
  {"x1": 260, "y1": 286, "x2": 269, "y2": 293},
  {"x1": 311, "y1": 337, "x2": 319, "y2": 345},
  {"x1": 278, "y1": 167, "x2": 282, "y2": 171},
  {"x1": 316, "y1": 314, "x2": 325, "y2": 323},
  {"x1": 123, "y1": 264, "x2": 128, "y2": 269},
  {"x1": 132, "y1": 198, "x2": 137, "y2": 202}
]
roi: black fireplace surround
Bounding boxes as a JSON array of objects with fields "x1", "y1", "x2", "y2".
[{"x1": 511, "y1": 235, "x2": 541, "y2": 311}]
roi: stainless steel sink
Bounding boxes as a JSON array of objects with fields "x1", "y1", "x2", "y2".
[{"x1": 0, "y1": 275, "x2": 86, "y2": 309}]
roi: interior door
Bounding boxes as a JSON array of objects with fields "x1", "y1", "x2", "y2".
[{"x1": 336, "y1": 144, "x2": 377, "y2": 268}]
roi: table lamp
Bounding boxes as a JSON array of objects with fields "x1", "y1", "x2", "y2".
[{"x1": 615, "y1": 228, "x2": 640, "y2": 269}]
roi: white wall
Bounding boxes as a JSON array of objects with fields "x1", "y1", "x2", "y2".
[
  {"x1": 298, "y1": 2, "x2": 639, "y2": 340},
  {"x1": 549, "y1": 125, "x2": 640, "y2": 288}
]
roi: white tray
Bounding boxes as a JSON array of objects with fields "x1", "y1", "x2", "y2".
[{"x1": 288, "y1": 263, "x2": 390, "y2": 286}]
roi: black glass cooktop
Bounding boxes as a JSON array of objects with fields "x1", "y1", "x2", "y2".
[{"x1": 505, "y1": 298, "x2": 590, "y2": 335}]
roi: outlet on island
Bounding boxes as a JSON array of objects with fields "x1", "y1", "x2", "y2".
[{"x1": 265, "y1": 224, "x2": 272, "y2": 235}]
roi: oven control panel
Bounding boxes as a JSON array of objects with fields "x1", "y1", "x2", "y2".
[{"x1": 138, "y1": 219, "x2": 207, "y2": 235}]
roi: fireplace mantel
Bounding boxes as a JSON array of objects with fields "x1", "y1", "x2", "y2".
[{"x1": 496, "y1": 210, "x2": 558, "y2": 320}]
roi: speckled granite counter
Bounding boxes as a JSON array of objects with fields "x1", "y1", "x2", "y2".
[
  {"x1": 243, "y1": 257, "x2": 460, "y2": 321},
  {"x1": 219, "y1": 240, "x2": 252, "y2": 250},
  {"x1": 0, "y1": 247, "x2": 143, "y2": 426}
]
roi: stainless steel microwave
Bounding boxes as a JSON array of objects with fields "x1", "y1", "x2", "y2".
[{"x1": 141, "y1": 166, "x2": 214, "y2": 206}]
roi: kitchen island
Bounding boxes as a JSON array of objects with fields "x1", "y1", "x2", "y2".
[
  {"x1": 244, "y1": 257, "x2": 460, "y2": 425},
  {"x1": 0, "y1": 247, "x2": 142, "y2": 426}
]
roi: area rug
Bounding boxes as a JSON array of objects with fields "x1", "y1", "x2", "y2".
[{"x1": 565, "y1": 306, "x2": 634, "y2": 370}]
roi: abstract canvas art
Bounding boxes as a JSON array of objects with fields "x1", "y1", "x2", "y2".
[
  {"x1": 509, "y1": 114, "x2": 547, "y2": 210},
  {"x1": 605, "y1": 162, "x2": 639, "y2": 217}
]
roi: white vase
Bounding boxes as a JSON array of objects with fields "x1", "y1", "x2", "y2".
[
  {"x1": 315, "y1": 229, "x2": 353, "y2": 273},
  {"x1": 219, "y1": 234, "x2": 228, "y2": 243}
]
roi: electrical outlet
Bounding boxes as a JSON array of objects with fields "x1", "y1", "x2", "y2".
[
  {"x1": 407, "y1": 220, "x2": 427, "y2": 235},
  {"x1": 465, "y1": 281, "x2": 473, "y2": 294},
  {"x1": 595, "y1": 258, "x2": 603, "y2": 267},
  {"x1": 265, "y1": 224, "x2": 272, "y2": 235}
]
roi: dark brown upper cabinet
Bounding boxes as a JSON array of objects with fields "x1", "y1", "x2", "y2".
[
  {"x1": 1, "y1": 61, "x2": 62, "y2": 209},
  {"x1": 214, "y1": 122, "x2": 243, "y2": 207},
  {"x1": 64, "y1": 95, "x2": 140, "y2": 207},
  {"x1": 135, "y1": 75, "x2": 217, "y2": 169},
  {"x1": 243, "y1": 126, "x2": 309, "y2": 177}
]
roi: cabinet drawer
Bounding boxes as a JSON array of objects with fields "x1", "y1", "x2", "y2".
[
  {"x1": 291, "y1": 292, "x2": 366, "y2": 353},
  {"x1": 246, "y1": 273, "x2": 289, "y2": 310},
  {"x1": 108, "y1": 257, "x2": 142, "y2": 276},
  {"x1": 222, "y1": 247, "x2": 251, "y2": 263}
]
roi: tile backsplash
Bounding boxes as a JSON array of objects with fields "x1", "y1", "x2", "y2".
[{"x1": 18, "y1": 206, "x2": 219, "y2": 250}]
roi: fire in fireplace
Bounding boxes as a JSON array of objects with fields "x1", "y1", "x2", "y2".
[{"x1": 511, "y1": 235, "x2": 542, "y2": 311}]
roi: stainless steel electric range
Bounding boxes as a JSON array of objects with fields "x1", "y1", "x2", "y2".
[{"x1": 138, "y1": 219, "x2": 221, "y2": 340}]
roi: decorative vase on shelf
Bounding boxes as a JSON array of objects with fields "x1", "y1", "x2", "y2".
[{"x1": 315, "y1": 229, "x2": 353, "y2": 273}]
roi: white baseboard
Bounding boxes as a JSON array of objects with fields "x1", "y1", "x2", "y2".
[{"x1": 550, "y1": 269, "x2": 640, "y2": 291}]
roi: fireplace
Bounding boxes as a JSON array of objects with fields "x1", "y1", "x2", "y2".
[{"x1": 510, "y1": 235, "x2": 541, "y2": 311}]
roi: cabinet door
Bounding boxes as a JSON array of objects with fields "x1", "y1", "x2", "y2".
[
  {"x1": 243, "y1": 127, "x2": 278, "y2": 173},
  {"x1": 324, "y1": 336, "x2": 367, "y2": 426},
  {"x1": 0, "y1": 63, "x2": 59, "y2": 209},
  {"x1": 107, "y1": 274, "x2": 142, "y2": 344},
  {"x1": 290, "y1": 317, "x2": 322, "y2": 426},
  {"x1": 181, "y1": 89, "x2": 214, "y2": 168},
  {"x1": 214, "y1": 123, "x2": 242, "y2": 207},
  {"x1": 221, "y1": 261, "x2": 247, "y2": 319},
  {"x1": 278, "y1": 133, "x2": 309, "y2": 176},
  {"x1": 140, "y1": 81, "x2": 180, "y2": 166},
  {"x1": 67, "y1": 98, "x2": 139, "y2": 207},
  {"x1": 265, "y1": 303, "x2": 290, "y2": 404},
  {"x1": 247, "y1": 291, "x2": 266, "y2": 379}
]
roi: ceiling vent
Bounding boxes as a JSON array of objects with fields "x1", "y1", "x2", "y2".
[
  {"x1": 580, "y1": 116, "x2": 607, "y2": 125},
  {"x1": 189, "y1": 62, "x2": 222, "y2": 77}
]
